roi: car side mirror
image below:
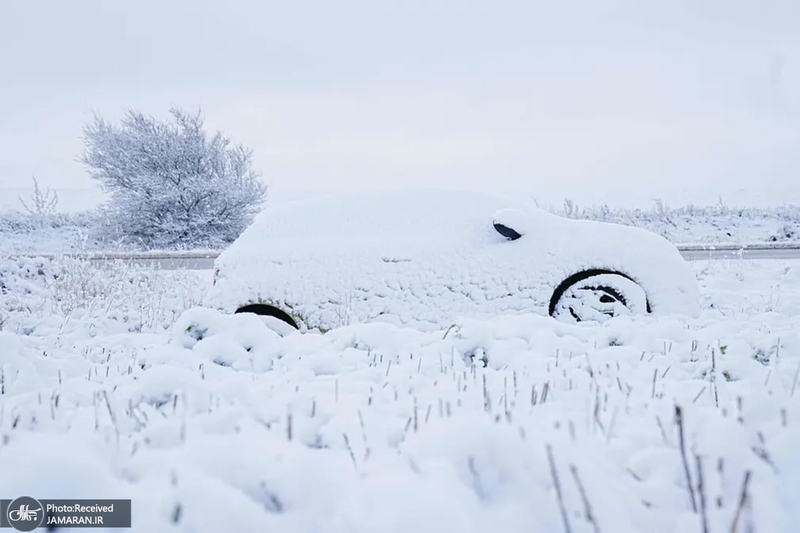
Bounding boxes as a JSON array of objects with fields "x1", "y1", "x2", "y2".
[
  {"x1": 493, "y1": 222, "x2": 522, "y2": 241},
  {"x1": 492, "y1": 207, "x2": 535, "y2": 241}
]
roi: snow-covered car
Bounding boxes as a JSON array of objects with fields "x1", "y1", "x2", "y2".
[{"x1": 204, "y1": 189, "x2": 700, "y2": 331}]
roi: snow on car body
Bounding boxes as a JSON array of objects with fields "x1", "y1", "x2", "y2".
[{"x1": 205, "y1": 189, "x2": 700, "y2": 331}]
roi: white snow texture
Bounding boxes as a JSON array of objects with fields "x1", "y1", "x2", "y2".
[{"x1": 0, "y1": 254, "x2": 799, "y2": 532}]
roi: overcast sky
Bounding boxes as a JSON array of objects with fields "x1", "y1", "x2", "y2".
[{"x1": 1, "y1": 0, "x2": 799, "y2": 208}]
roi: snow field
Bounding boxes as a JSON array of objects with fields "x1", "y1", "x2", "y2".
[{"x1": 0, "y1": 257, "x2": 799, "y2": 532}]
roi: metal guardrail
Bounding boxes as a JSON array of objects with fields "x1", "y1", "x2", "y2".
[
  {"x1": 10, "y1": 243, "x2": 800, "y2": 270},
  {"x1": 25, "y1": 250, "x2": 221, "y2": 261},
  {"x1": 674, "y1": 242, "x2": 800, "y2": 251},
  {"x1": 18, "y1": 242, "x2": 800, "y2": 259}
]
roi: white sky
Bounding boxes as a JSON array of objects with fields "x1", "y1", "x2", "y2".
[{"x1": 1, "y1": 0, "x2": 799, "y2": 208}]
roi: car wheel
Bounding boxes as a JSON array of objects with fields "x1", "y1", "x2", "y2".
[
  {"x1": 550, "y1": 272, "x2": 649, "y2": 323},
  {"x1": 235, "y1": 304, "x2": 299, "y2": 329}
]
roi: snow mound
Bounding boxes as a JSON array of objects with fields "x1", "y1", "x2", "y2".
[{"x1": 172, "y1": 307, "x2": 295, "y2": 371}]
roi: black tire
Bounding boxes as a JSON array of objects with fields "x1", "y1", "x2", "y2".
[
  {"x1": 550, "y1": 271, "x2": 649, "y2": 323},
  {"x1": 235, "y1": 304, "x2": 299, "y2": 329}
]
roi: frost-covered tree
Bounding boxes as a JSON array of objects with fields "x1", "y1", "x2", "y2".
[{"x1": 81, "y1": 108, "x2": 267, "y2": 249}]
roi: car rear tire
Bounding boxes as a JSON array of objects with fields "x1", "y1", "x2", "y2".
[
  {"x1": 235, "y1": 304, "x2": 299, "y2": 329},
  {"x1": 550, "y1": 271, "x2": 649, "y2": 323}
]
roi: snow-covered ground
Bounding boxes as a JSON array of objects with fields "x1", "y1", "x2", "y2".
[{"x1": 1, "y1": 256, "x2": 799, "y2": 532}]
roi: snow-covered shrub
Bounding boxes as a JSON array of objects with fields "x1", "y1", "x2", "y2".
[
  {"x1": 0, "y1": 258, "x2": 63, "y2": 327},
  {"x1": 2, "y1": 209, "x2": 95, "y2": 231},
  {"x1": 0, "y1": 178, "x2": 96, "y2": 237},
  {"x1": 18, "y1": 177, "x2": 59, "y2": 228},
  {"x1": 562, "y1": 198, "x2": 579, "y2": 219},
  {"x1": 81, "y1": 107, "x2": 267, "y2": 249},
  {"x1": 769, "y1": 223, "x2": 798, "y2": 242}
]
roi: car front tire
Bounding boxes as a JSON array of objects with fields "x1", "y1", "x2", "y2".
[{"x1": 550, "y1": 271, "x2": 649, "y2": 323}]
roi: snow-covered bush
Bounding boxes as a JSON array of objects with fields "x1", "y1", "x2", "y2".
[
  {"x1": 18, "y1": 177, "x2": 58, "y2": 228},
  {"x1": 770, "y1": 223, "x2": 798, "y2": 242},
  {"x1": 1, "y1": 177, "x2": 97, "y2": 238},
  {"x1": 0, "y1": 209, "x2": 94, "y2": 234},
  {"x1": 81, "y1": 108, "x2": 267, "y2": 249},
  {"x1": 0, "y1": 207, "x2": 119, "y2": 256}
]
